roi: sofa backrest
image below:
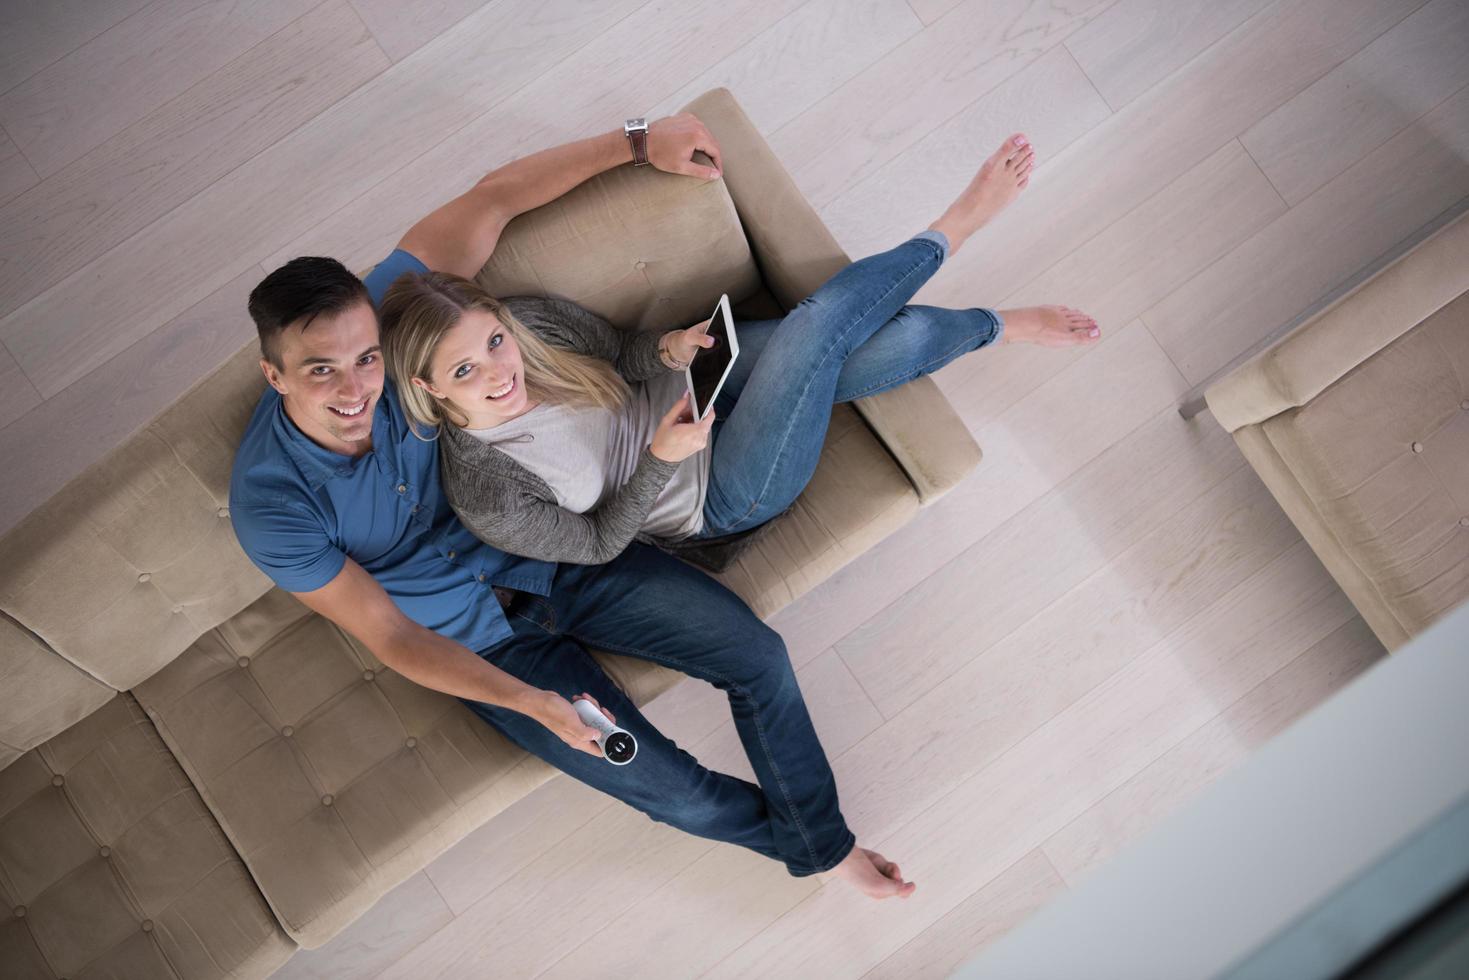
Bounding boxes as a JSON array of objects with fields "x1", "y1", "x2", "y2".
[
  {"x1": 475, "y1": 157, "x2": 761, "y2": 332},
  {"x1": 0, "y1": 163, "x2": 759, "y2": 768}
]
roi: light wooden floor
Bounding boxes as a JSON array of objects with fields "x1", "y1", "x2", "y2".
[{"x1": 3, "y1": 0, "x2": 1465, "y2": 976}]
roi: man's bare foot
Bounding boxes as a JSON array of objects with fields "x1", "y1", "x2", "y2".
[
  {"x1": 826, "y1": 845, "x2": 916, "y2": 900},
  {"x1": 997, "y1": 305, "x2": 1102, "y2": 347},
  {"x1": 928, "y1": 133, "x2": 1035, "y2": 255}
]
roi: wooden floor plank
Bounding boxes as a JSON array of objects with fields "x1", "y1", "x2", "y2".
[
  {"x1": 818, "y1": 42, "x2": 1113, "y2": 261},
  {"x1": 1062, "y1": 0, "x2": 1277, "y2": 110},
  {"x1": 346, "y1": 0, "x2": 494, "y2": 62},
  {"x1": 769, "y1": 0, "x2": 1119, "y2": 210},
  {"x1": 0, "y1": 0, "x2": 321, "y2": 176},
  {"x1": 705, "y1": 541, "x2": 1356, "y2": 979},
  {"x1": 934, "y1": 137, "x2": 1285, "y2": 426},
  {"x1": 1143, "y1": 79, "x2": 1469, "y2": 385},
  {"x1": 0, "y1": 269, "x2": 260, "y2": 535},
  {"x1": 651, "y1": 0, "x2": 924, "y2": 136},
  {"x1": 861, "y1": 849, "x2": 1069, "y2": 980},
  {"x1": 0, "y1": 0, "x2": 153, "y2": 96},
  {"x1": 904, "y1": 0, "x2": 963, "y2": 28},
  {"x1": 0, "y1": 125, "x2": 38, "y2": 206},
  {"x1": 836, "y1": 404, "x2": 1243, "y2": 720},
  {"x1": 0, "y1": 341, "x2": 41, "y2": 432},
  {"x1": 1240, "y1": 0, "x2": 1469, "y2": 205},
  {"x1": 0, "y1": 0, "x2": 390, "y2": 321},
  {"x1": 0, "y1": 0, "x2": 650, "y2": 400},
  {"x1": 1041, "y1": 615, "x2": 1383, "y2": 887}
]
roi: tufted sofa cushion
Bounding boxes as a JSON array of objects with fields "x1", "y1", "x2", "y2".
[
  {"x1": 0, "y1": 695, "x2": 292, "y2": 978},
  {"x1": 132, "y1": 589, "x2": 685, "y2": 948},
  {"x1": 0, "y1": 344, "x2": 271, "y2": 702},
  {"x1": 1261, "y1": 290, "x2": 1469, "y2": 638},
  {"x1": 0, "y1": 618, "x2": 113, "y2": 771}
]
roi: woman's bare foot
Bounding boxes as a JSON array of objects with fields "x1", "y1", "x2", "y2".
[
  {"x1": 929, "y1": 133, "x2": 1035, "y2": 255},
  {"x1": 997, "y1": 305, "x2": 1102, "y2": 347},
  {"x1": 826, "y1": 845, "x2": 916, "y2": 900}
]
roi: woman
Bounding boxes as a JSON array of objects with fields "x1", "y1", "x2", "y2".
[{"x1": 379, "y1": 133, "x2": 1101, "y2": 564}]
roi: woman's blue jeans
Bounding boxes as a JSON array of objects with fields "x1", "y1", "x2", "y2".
[
  {"x1": 464, "y1": 542, "x2": 855, "y2": 876},
  {"x1": 699, "y1": 232, "x2": 1002, "y2": 537}
]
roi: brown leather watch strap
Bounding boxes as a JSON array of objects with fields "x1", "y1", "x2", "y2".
[{"x1": 625, "y1": 118, "x2": 650, "y2": 166}]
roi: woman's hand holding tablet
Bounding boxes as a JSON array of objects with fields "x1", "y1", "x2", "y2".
[{"x1": 684, "y1": 293, "x2": 739, "y2": 420}]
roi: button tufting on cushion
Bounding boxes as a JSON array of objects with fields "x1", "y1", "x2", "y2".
[
  {"x1": 0, "y1": 696, "x2": 293, "y2": 976},
  {"x1": 133, "y1": 586, "x2": 687, "y2": 946}
]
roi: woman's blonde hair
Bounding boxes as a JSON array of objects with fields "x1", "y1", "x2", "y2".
[{"x1": 379, "y1": 272, "x2": 629, "y2": 436}]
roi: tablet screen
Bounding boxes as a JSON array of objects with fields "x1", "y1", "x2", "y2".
[{"x1": 690, "y1": 301, "x2": 735, "y2": 418}]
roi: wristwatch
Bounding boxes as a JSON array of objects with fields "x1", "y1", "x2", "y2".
[{"x1": 624, "y1": 117, "x2": 650, "y2": 166}]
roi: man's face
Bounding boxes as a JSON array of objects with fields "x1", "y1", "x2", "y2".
[{"x1": 261, "y1": 300, "x2": 384, "y2": 456}]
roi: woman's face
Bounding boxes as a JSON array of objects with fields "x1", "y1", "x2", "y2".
[{"x1": 421, "y1": 309, "x2": 532, "y2": 428}]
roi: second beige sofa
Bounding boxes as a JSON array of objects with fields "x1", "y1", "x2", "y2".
[{"x1": 1205, "y1": 209, "x2": 1469, "y2": 650}]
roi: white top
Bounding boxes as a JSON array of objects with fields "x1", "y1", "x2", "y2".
[{"x1": 465, "y1": 370, "x2": 710, "y2": 539}]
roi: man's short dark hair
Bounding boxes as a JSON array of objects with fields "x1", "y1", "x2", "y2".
[{"x1": 249, "y1": 257, "x2": 372, "y2": 369}]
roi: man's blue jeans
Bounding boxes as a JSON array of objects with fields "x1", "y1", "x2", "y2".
[
  {"x1": 701, "y1": 232, "x2": 1002, "y2": 536},
  {"x1": 464, "y1": 542, "x2": 856, "y2": 876}
]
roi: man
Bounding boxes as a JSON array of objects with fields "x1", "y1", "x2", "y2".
[{"x1": 229, "y1": 115, "x2": 914, "y2": 899}]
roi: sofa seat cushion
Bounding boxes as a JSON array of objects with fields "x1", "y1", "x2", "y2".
[
  {"x1": 715, "y1": 404, "x2": 921, "y2": 619},
  {"x1": 0, "y1": 695, "x2": 292, "y2": 979},
  {"x1": 1262, "y1": 289, "x2": 1469, "y2": 636},
  {"x1": 132, "y1": 589, "x2": 683, "y2": 949}
]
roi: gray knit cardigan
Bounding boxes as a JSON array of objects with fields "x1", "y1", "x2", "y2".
[{"x1": 436, "y1": 296, "x2": 686, "y2": 565}]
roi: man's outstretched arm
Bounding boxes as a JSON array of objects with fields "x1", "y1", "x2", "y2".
[
  {"x1": 292, "y1": 558, "x2": 610, "y2": 757},
  {"x1": 398, "y1": 114, "x2": 724, "y2": 279}
]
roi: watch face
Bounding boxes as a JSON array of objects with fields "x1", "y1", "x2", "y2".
[{"x1": 626, "y1": 118, "x2": 647, "y2": 132}]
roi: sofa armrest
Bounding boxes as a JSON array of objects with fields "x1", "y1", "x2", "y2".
[
  {"x1": 1205, "y1": 209, "x2": 1469, "y2": 433},
  {"x1": 681, "y1": 88, "x2": 981, "y2": 502}
]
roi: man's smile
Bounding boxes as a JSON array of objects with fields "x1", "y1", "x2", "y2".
[{"x1": 328, "y1": 397, "x2": 370, "y2": 418}]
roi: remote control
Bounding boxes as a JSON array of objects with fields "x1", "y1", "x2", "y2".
[{"x1": 574, "y1": 698, "x2": 638, "y2": 765}]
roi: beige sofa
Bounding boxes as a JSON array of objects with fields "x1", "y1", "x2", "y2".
[
  {"x1": 1205, "y1": 209, "x2": 1469, "y2": 651},
  {"x1": 0, "y1": 89, "x2": 981, "y2": 976}
]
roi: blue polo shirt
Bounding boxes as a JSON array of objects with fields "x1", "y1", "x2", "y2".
[{"x1": 228, "y1": 249, "x2": 554, "y2": 652}]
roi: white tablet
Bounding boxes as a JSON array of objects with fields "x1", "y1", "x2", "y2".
[{"x1": 685, "y1": 293, "x2": 738, "y2": 421}]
